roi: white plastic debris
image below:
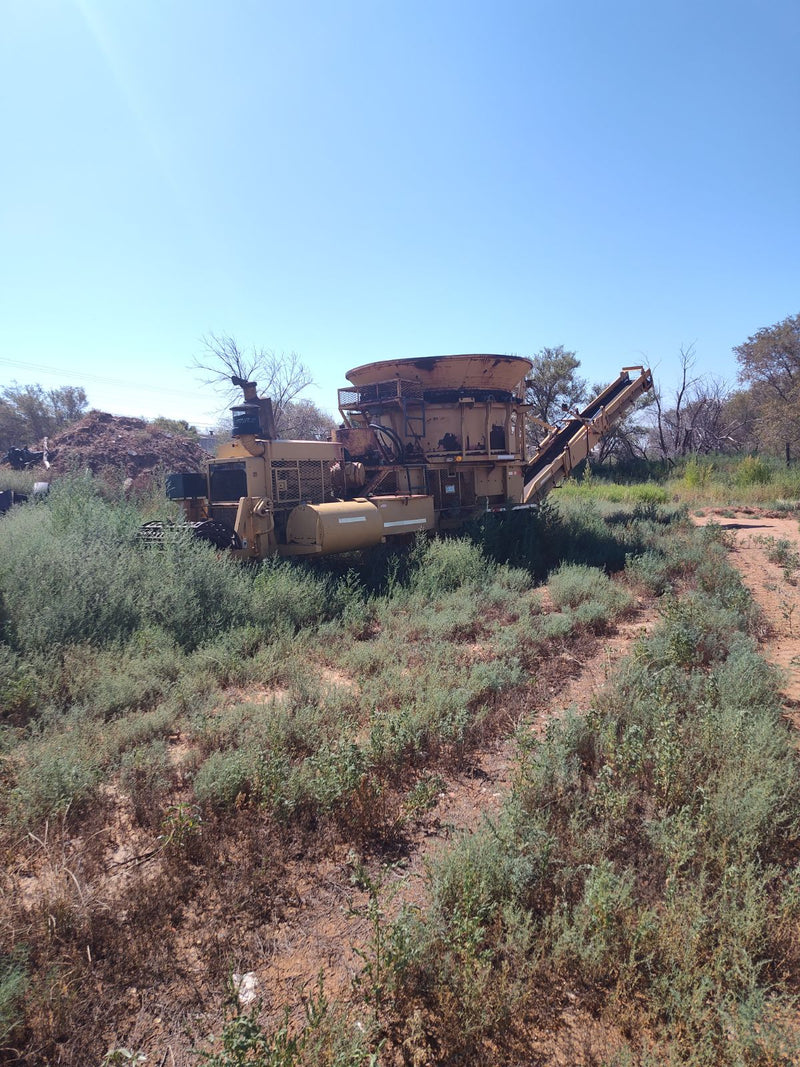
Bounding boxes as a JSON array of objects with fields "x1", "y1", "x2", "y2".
[{"x1": 232, "y1": 971, "x2": 259, "y2": 1006}]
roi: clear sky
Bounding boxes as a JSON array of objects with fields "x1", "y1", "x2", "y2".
[{"x1": 1, "y1": 0, "x2": 798, "y2": 431}]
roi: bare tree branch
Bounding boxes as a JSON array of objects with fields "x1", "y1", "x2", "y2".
[{"x1": 192, "y1": 333, "x2": 315, "y2": 433}]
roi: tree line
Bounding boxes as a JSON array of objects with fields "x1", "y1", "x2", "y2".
[
  {"x1": 525, "y1": 312, "x2": 800, "y2": 464},
  {"x1": 3, "y1": 312, "x2": 799, "y2": 461}
]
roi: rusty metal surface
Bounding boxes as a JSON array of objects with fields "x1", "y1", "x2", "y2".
[{"x1": 345, "y1": 354, "x2": 532, "y2": 392}]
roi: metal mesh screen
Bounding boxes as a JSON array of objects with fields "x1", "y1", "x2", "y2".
[
  {"x1": 338, "y1": 380, "x2": 424, "y2": 411},
  {"x1": 271, "y1": 459, "x2": 332, "y2": 506},
  {"x1": 299, "y1": 459, "x2": 329, "y2": 504},
  {"x1": 338, "y1": 387, "x2": 360, "y2": 411}
]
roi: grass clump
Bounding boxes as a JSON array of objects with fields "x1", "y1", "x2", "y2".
[
  {"x1": 0, "y1": 949, "x2": 28, "y2": 1048},
  {"x1": 377, "y1": 520, "x2": 800, "y2": 1064}
]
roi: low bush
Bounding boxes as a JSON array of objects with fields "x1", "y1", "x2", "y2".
[
  {"x1": 734, "y1": 455, "x2": 772, "y2": 486},
  {"x1": 405, "y1": 536, "x2": 496, "y2": 598},
  {"x1": 381, "y1": 520, "x2": 800, "y2": 1063},
  {"x1": 0, "y1": 476, "x2": 254, "y2": 652}
]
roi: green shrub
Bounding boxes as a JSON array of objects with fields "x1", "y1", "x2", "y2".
[
  {"x1": 8, "y1": 729, "x2": 106, "y2": 824},
  {"x1": 472, "y1": 500, "x2": 637, "y2": 577},
  {"x1": 548, "y1": 563, "x2": 631, "y2": 616},
  {"x1": 625, "y1": 548, "x2": 672, "y2": 595},
  {"x1": 0, "y1": 644, "x2": 38, "y2": 721},
  {"x1": 407, "y1": 537, "x2": 495, "y2": 598},
  {"x1": 252, "y1": 559, "x2": 336, "y2": 632},
  {"x1": 733, "y1": 455, "x2": 772, "y2": 486},
  {"x1": 550, "y1": 860, "x2": 641, "y2": 984},
  {"x1": 682, "y1": 455, "x2": 714, "y2": 488},
  {"x1": 193, "y1": 748, "x2": 254, "y2": 809},
  {"x1": 0, "y1": 476, "x2": 254, "y2": 651},
  {"x1": 0, "y1": 949, "x2": 28, "y2": 1047}
]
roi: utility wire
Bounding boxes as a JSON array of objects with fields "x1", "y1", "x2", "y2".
[{"x1": 0, "y1": 356, "x2": 215, "y2": 402}]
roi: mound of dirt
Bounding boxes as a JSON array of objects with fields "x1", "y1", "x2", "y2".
[{"x1": 42, "y1": 411, "x2": 209, "y2": 487}]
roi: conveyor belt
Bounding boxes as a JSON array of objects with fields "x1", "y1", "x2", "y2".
[{"x1": 522, "y1": 368, "x2": 652, "y2": 505}]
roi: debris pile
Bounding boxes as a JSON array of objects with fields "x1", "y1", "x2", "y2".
[{"x1": 23, "y1": 411, "x2": 209, "y2": 488}]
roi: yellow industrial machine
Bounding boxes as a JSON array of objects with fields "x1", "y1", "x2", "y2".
[{"x1": 151, "y1": 355, "x2": 652, "y2": 558}]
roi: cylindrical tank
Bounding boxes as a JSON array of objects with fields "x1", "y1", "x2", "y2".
[
  {"x1": 285, "y1": 499, "x2": 383, "y2": 553},
  {"x1": 346, "y1": 354, "x2": 532, "y2": 394}
]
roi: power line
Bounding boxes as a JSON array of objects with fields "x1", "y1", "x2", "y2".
[{"x1": 0, "y1": 356, "x2": 216, "y2": 402}]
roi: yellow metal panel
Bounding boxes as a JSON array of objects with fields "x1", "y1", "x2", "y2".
[
  {"x1": 370, "y1": 495, "x2": 435, "y2": 536},
  {"x1": 286, "y1": 500, "x2": 383, "y2": 553}
]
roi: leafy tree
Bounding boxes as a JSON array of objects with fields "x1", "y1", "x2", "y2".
[
  {"x1": 525, "y1": 346, "x2": 587, "y2": 448},
  {"x1": 734, "y1": 312, "x2": 800, "y2": 461},
  {"x1": 279, "y1": 398, "x2": 337, "y2": 440},
  {"x1": 147, "y1": 416, "x2": 200, "y2": 440},
  {"x1": 0, "y1": 384, "x2": 87, "y2": 452},
  {"x1": 193, "y1": 332, "x2": 314, "y2": 434}
]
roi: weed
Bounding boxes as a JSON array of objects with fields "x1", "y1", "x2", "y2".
[
  {"x1": 199, "y1": 972, "x2": 374, "y2": 1067},
  {"x1": 0, "y1": 949, "x2": 28, "y2": 1048},
  {"x1": 760, "y1": 535, "x2": 800, "y2": 578},
  {"x1": 160, "y1": 801, "x2": 203, "y2": 852},
  {"x1": 734, "y1": 455, "x2": 772, "y2": 486},
  {"x1": 404, "y1": 773, "x2": 445, "y2": 817},
  {"x1": 682, "y1": 455, "x2": 714, "y2": 489}
]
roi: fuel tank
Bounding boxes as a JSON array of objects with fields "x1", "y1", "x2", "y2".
[{"x1": 284, "y1": 496, "x2": 434, "y2": 554}]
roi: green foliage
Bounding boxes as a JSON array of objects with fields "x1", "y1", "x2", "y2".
[
  {"x1": 548, "y1": 563, "x2": 632, "y2": 619},
  {"x1": 0, "y1": 644, "x2": 38, "y2": 721},
  {"x1": 385, "y1": 520, "x2": 800, "y2": 1063},
  {"x1": 147, "y1": 416, "x2": 199, "y2": 438},
  {"x1": 0, "y1": 949, "x2": 28, "y2": 1047},
  {"x1": 0, "y1": 469, "x2": 37, "y2": 493},
  {"x1": 525, "y1": 346, "x2": 586, "y2": 447},
  {"x1": 682, "y1": 455, "x2": 714, "y2": 488},
  {"x1": 559, "y1": 477, "x2": 669, "y2": 506},
  {"x1": 199, "y1": 975, "x2": 373, "y2": 1067},
  {"x1": 0, "y1": 475, "x2": 253, "y2": 651},
  {"x1": 200, "y1": 1004, "x2": 302, "y2": 1067},
  {"x1": 0, "y1": 382, "x2": 87, "y2": 452},
  {"x1": 472, "y1": 498, "x2": 638, "y2": 578},
  {"x1": 193, "y1": 749, "x2": 253, "y2": 810},
  {"x1": 758, "y1": 535, "x2": 800, "y2": 576},
  {"x1": 7, "y1": 725, "x2": 106, "y2": 823},
  {"x1": 252, "y1": 559, "x2": 337, "y2": 633},
  {"x1": 405, "y1": 536, "x2": 495, "y2": 598},
  {"x1": 733, "y1": 455, "x2": 772, "y2": 486},
  {"x1": 735, "y1": 312, "x2": 800, "y2": 457}
]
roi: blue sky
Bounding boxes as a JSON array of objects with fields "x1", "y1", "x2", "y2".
[{"x1": 1, "y1": 0, "x2": 798, "y2": 430}]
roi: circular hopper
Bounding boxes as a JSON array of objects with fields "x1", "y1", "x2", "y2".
[{"x1": 346, "y1": 354, "x2": 532, "y2": 393}]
